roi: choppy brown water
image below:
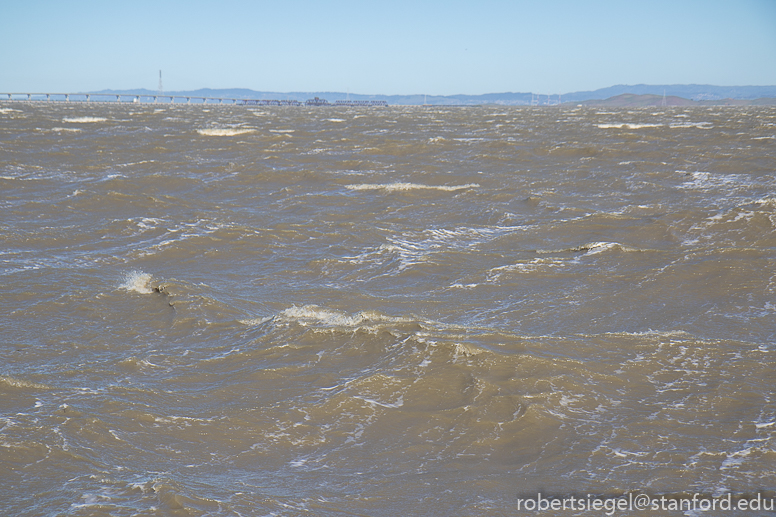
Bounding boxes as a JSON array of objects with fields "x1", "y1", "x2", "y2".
[{"x1": 1, "y1": 102, "x2": 775, "y2": 516}]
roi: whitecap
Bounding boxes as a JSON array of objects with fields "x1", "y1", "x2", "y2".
[
  {"x1": 537, "y1": 241, "x2": 638, "y2": 255},
  {"x1": 345, "y1": 182, "x2": 479, "y2": 192},
  {"x1": 677, "y1": 171, "x2": 742, "y2": 191},
  {"x1": 119, "y1": 270, "x2": 154, "y2": 294},
  {"x1": 597, "y1": 123, "x2": 663, "y2": 129},
  {"x1": 278, "y1": 305, "x2": 409, "y2": 327},
  {"x1": 197, "y1": 128, "x2": 255, "y2": 136},
  {"x1": 720, "y1": 448, "x2": 753, "y2": 470},
  {"x1": 0, "y1": 376, "x2": 51, "y2": 390},
  {"x1": 239, "y1": 316, "x2": 273, "y2": 326},
  {"x1": 669, "y1": 122, "x2": 713, "y2": 129},
  {"x1": 353, "y1": 395, "x2": 404, "y2": 408},
  {"x1": 62, "y1": 116, "x2": 107, "y2": 123}
]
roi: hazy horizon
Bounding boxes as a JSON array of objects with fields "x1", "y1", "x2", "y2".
[{"x1": 2, "y1": 0, "x2": 775, "y2": 95}]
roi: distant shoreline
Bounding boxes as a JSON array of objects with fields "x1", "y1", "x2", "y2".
[
  {"x1": 81, "y1": 84, "x2": 776, "y2": 106},
  {"x1": 3, "y1": 94, "x2": 775, "y2": 108},
  {"x1": 571, "y1": 93, "x2": 776, "y2": 107}
]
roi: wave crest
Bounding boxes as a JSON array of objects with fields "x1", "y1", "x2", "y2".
[
  {"x1": 197, "y1": 128, "x2": 255, "y2": 136},
  {"x1": 537, "y1": 241, "x2": 638, "y2": 255},
  {"x1": 277, "y1": 305, "x2": 412, "y2": 328},
  {"x1": 346, "y1": 182, "x2": 479, "y2": 192},
  {"x1": 119, "y1": 270, "x2": 154, "y2": 294},
  {"x1": 62, "y1": 116, "x2": 107, "y2": 123}
]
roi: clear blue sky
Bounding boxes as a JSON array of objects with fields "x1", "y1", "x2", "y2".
[{"x1": 2, "y1": 0, "x2": 774, "y2": 95}]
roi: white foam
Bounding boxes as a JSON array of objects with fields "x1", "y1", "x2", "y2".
[
  {"x1": 597, "y1": 123, "x2": 662, "y2": 129},
  {"x1": 269, "y1": 129, "x2": 295, "y2": 133},
  {"x1": 579, "y1": 241, "x2": 635, "y2": 255},
  {"x1": 326, "y1": 118, "x2": 345, "y2": 122},
  {"x1": 669, "y1": 122, "x2": 713, "y2": 129},
  {"x1": 353, "y1": 395, "x2": 404, "y2": 408},
  {"x1": 278, "y1": 305, "x2": 409, "y2": 327},
  {"x1": 345, "y1": 182, "x2": 479, "y2": 192},
  {"x1": 0, "y1": 376, "x2": 50, "y2": 390},
  {"x1": 62, "y1": 117, "x2": 106, "y2": 123},
  {"x1": 487, "y1": 257, "x2": 566, "y2": 279},
  {"x1": 51, "y1": 127, "x2": 82, "y2": 132},
  {"x1": 537, "y1": 241, "x2": 637, "y2": 255},
  {"x1": 197, "y1": 128, "x2": 255, "y2": 136},
  {"x1": 119, "y1": 270, "x2": 153, "y2": 294},
  {"x1": 678, "y1": 171, "x2": 743, "y2": 191},
  {"x1": 720, "y1": 448, "x2": 752, "y2": 470},
  {"x1": 239, "y1": 316, "x2": 273, "y2": 326}
]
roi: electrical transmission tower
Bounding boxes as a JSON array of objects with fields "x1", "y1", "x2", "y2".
[{"x1": 158, "y1": 71, "x2": 163, "y2": 96}]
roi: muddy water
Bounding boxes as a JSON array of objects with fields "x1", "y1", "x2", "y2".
[{"x1": 1, "y1": 103, "x2": 775, "y2": 515}]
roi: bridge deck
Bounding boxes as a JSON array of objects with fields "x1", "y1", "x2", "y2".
[{"x1": 0, "y1": 93, "x2": 301, "y2": 106}]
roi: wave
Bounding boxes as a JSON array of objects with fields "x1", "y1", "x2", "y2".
[
  {"x1": 276, "y1": 304, "x2": 413, "y2": 328},
  {"x1": 118, "y1": 270, "x2": 154, "y2": 294},
  {"x1": 487, "y1": 257, "x2": 567, "y2": 279},
  {"x1": 537, "y1": 241, "x2": 639, "y2": 255},
  {"x1": 62, "y1": 116, "x2": 107, "y2": 123},
  {"x1": 669, "y1": 122, "x2": 713, "y2": 129},
  {"x1": 677, "y1": 171, "x2": 744, "y2": 191},
  {"x1": 345, "y1": 182, "x2": 479, "y2": 192},
  {"x1": 196, "y1": 128, "x2": 255, "y2": 136},
  {"x1": 597, "y1": 123, "x2": 662, "y2": 129},
  {"x1": 0, "y1": 376, "x2": 51, "y2": 390},
  {"x1": 337, "y1": 225, "x2": 525, "y2": 274}
]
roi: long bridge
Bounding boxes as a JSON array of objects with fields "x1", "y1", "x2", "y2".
[
  {"x1": 1, "y1": 93, "x2": 387, "y2": 107},
  {"x1": 0, "y1": 92, "x2": 302, "y2": 106}
]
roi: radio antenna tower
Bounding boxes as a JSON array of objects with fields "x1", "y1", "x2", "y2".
[{"x1": 158, "y1": 70, "x2": 163, "y2": 96}]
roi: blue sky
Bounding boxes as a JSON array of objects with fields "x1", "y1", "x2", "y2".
[{"x1": 2, "y1": 0, "x2": 774, "y2": 95}]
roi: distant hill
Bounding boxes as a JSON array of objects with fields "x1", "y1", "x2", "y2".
[
  {"x1": 90, "y1": 85, "x2": 776, "y2": 106},
  {"x1": 575, "y1": 93, "x2": 776, "y2": 107},
  {"x1": 560, "y1": 84, "x2": 776, "y2": 102}
]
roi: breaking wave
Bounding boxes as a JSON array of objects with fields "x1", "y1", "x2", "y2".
[
  {"x1": 597, "y1": 123, "x2": 663, "y2": 129},
  {"x1": 537, "y1": 241, "x2": 639, "y2": 254},
  {"x1": 345, "y1": 182, "x2": 479, "y2": 192},
  {"x1": 276, "y1": 305, "x2": 413, "y2": 328},
  {"x1": 196, "y1": 128, "x2": 255, "y2": 136},
  {"x1": 119, "y1": 270, "x2": 154, "y2": 294},
  {"x1": 62, "y1": 116, "x2": 107, "y2": 123}
]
